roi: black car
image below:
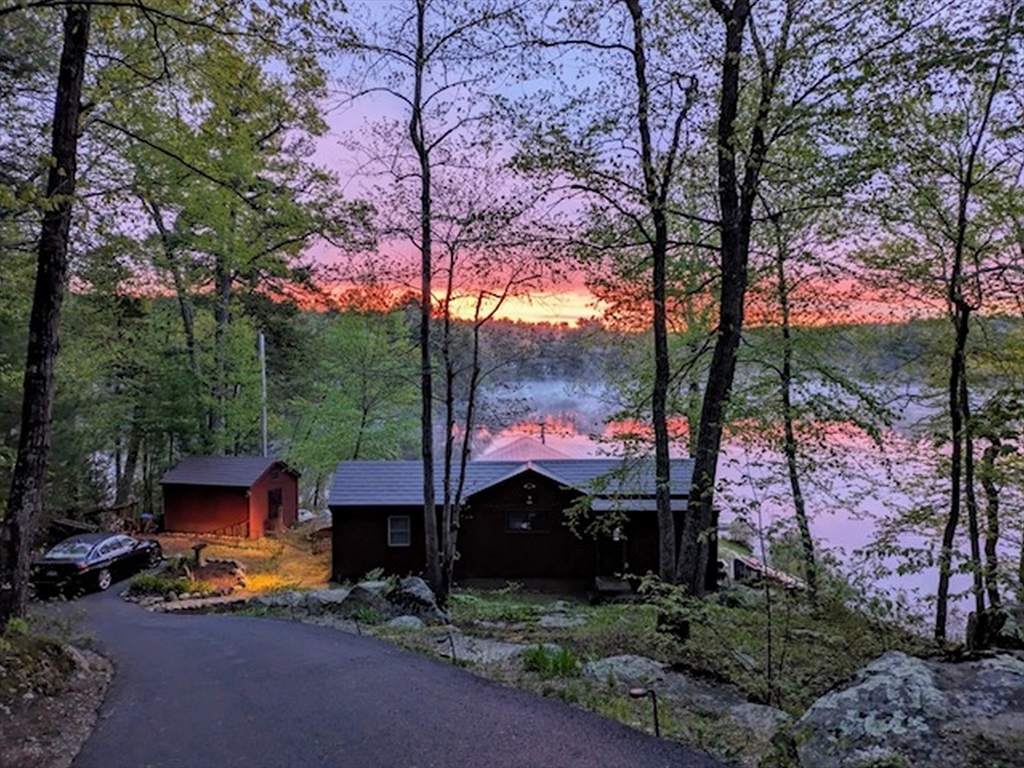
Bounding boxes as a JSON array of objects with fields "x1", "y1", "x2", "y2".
[{"x1": 30, "y1": 532, "x2": 162, "y2": 598}]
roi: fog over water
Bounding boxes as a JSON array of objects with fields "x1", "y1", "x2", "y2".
[{"x1": 476, "y1": 378, "x2": 1018, "y2": 635}]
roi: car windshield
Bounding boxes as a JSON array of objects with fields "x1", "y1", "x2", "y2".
[{"x1": 44, "y1": 540, "x2": 95, "y2": 560}]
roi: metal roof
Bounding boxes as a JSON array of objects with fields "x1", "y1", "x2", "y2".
[
  {"x1": 160, "y1": 456, "x2": 296, "y2": 488},
  {"x1": 328, "y1": 458, "x2": 693, "y2": 508}
]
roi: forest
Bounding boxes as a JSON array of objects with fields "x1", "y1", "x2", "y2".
[{"x1": 1, "y1": 1, "x2": 1023, "y2": 644}]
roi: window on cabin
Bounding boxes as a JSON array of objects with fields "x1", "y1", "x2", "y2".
[
  {"x1": 506, "y1": 510, "x2": 549, "y2": 533},
  {"x1": 388, "y1": 515, "x2": 411, "y2": 547}
]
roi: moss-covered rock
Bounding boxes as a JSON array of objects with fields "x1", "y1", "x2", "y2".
[{"x1": 795, "y1": 651, "x2": 1024, "y2": 767}]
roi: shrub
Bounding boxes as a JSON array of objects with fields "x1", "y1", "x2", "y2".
[
  {"x1": 522, "y1": 644, "x2": 581, "y2": 679},
  {"x1": 128, "y1": 573, "x2": 213, "y2": 597},
  {"x1": 351, "y1": 606, "x2": 383, "y2": 625}
]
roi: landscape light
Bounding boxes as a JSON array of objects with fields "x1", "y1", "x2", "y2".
[{"x1": 628, "y1": 687, "x2": 660, "y2": 737}]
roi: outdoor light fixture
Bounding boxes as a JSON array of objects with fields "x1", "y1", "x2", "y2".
[
  {"x1": 437, "y1": 631, "x2": 457, "y2": 663},
  {"x1": 628, "y1": 687, "x2": 660, "y2": 737}
]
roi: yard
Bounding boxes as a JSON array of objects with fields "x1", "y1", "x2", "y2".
[
  {"x1": 152, "y1": 524, "x2": 332, "y2": 594},
  {"x1": 5, "y1": 529, "x2": 927, "y2": 768},
  {"x1": 143, "y1": 535, "x2": 923, "y2": 767}
]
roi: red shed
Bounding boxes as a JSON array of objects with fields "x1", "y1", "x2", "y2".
[{"x1": 161, "y1": 456, "x2": 300, "y2": 538}]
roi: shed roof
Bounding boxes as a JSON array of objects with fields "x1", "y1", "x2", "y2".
[
  {"x1": 161, "y1": 456, "x2": 296, "y2": 488},
  {"x1": 328, "y1": 458, "x2": 693, "y2": 508}
]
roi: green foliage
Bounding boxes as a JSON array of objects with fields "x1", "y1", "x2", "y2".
[
  {"x1": 3, "y1": 617, "x2": 29, "y2": 638},
  {"x1": 448, "y1": 591, "x2": 539, "y2": 625},
  {"x1": 350, "y1": 606, "x2": 383, "y2": 625},
  {"x1": 285, "y1": 309, "x2": 419, "y2": 503},
  {"x1": 521, "y1": 644, "x2": 581, "y2": 679},
  {"x1": 128, "y1": 573, "x2": 213, "y2": 598}
]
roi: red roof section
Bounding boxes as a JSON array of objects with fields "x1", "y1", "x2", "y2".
[{"x1": 475, "y1": 436, "x2": 571, "y2": 462}]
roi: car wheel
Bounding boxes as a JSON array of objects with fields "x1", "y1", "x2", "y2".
[
  {"x1": 96, "y1": 568, "x2": 112, "y2": 591},
  {"x1": 147, "y1": 547, "x2": 162, "y2": 568}
]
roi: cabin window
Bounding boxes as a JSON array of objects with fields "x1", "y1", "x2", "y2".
[
  {"x1": 388, "y1": 515, "x2": 411, "y2": 547},
  {"x1": 506, "y1": 510, "x2": 549, "y2": 533}
]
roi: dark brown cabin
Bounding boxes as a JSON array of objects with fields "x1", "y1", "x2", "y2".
[
  {"x1": 328, "y1": 456, "x2": 692, "y2": 590},
  {"x1": 161, "y1": 456, "x2": 300, "y2": 538}
]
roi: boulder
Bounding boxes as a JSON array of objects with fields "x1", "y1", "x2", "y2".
[
  {"x1": 386, "y1": 615, "x2": 426, "y2": 630},
  {"x1": 795, "y1": 651, "x2": 1024, "y2": 768},
  {"x1": 994, "y1": 603, "x2": 1024, "y2": 650},
  {"x1": 386, "y1": 577, "x2": 449, "y2": 625},
  {"x1": 725, "y1": 702, "x2": 793, "y2": 750},
  {"x1": 339, "y1": 581, "x2": 391, "y2": 619},
  {"x1": 303, "y1": 588, "x2": 351, "y2": 615},
  {"x1": 583, "y1": 654, "x2": 666, "y2": 687},
  {"x1": 250, "y1": 591, "x2": 305, "y2": 609},
  {"x1": 584, "y1": 654, "x2": 749, "y2": 715}
]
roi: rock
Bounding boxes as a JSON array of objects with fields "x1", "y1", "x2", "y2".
[
  {"x1": 726, "y1": 702, "x2": 793, "y2": 747},
  {"x1": 65, "y1": 645, "x2": 92, "y2": 674},
  {"x1": 795, "y1": 651, "x2": 1024, "y2": 768},
  {"x1": 584, "y1": 654, "x2": 748, "y2": 715},
  {"x1": 251, "y1": 591, "x2": 305, "y2": 609},
  {"x1": 584, "y1": 655, "x2": 666, "y2": 687},
  {"x1": 386, "y1": 615, "x2": 426, "y2": 630},
  {"x1": 538, "y1": 613, "x2": 586, "y2": 629},
  {"x1": 474, "y1": 619, "x2": 526, "y2": 630},
  {"x1": 386, "y1": 577, "x2": 449, "y2": 625},
  {"x1": 303, "y1": 588, "x2": 351, "y2": 615},
  {"x1": 339, "y1": 582, "x2": 391, "y2": 619},
  {"x1": 994, "y1": 603, "x2": 1024, "y2": 650}
]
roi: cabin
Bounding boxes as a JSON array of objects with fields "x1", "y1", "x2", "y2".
[
  {"x1": 161, "y1": 456, "x2": 300, "y2": 539},
  {"x1": 327, "y1": 455, "x2": 693, "y2": 590}
]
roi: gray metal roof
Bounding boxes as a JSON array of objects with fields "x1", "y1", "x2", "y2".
[
  {"x1": 160, "y1": 456, "x2": 295, "y2": 488},
  {"x1": 328, "y1": 458, "x2": 693, "y2": 508}
]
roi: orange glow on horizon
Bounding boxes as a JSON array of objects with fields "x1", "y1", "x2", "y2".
[{"x1": 447, "y1": 289, "x2": 607, "y2": 327}]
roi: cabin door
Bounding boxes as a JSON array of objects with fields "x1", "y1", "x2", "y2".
[{"x1": 596, "y1": 527, "x2": 627, "y2": 577}]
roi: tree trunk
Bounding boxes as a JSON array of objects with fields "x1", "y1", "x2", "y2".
[
  {"x1": 115, "y1": 424, "x2": 142, "y2": 506},
  {"x1": 936, "y1": 311, "x2": 968, "y2": 641},
  {"x1": 980, "y1": 439, "x2": 1001, "y2": 608},
  {"x1": 775, "y1": 233, "x2": 817, "y2": 600},
  {"x1": 439, "y1": 267, "x2": 456, "y2": 604},
  {"x1": 933, "y1": 31, "x2": 1004, "y2": 642},
  {"x1": 210, "y1": 252, "x2": 233, "y2": 454},
  {"x1": 411, "y1": 0, "x2": 441, "y2": 594},
  {"x1": 961, "y1": 373, "x2": 985, "y2": 623},
  {"x1": 677, "y1": 0, "x2": 753, "y2": 596},
  {"x1": 625, "y1": 0, "x2": 690, "y2": 582},
  {"x1": 0, "y1": 4, "x2": 90, "y2": 627}
]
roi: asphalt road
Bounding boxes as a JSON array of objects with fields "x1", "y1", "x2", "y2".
[{"x1": 67, "y1": 588, "x2": 724, "y2": 768}]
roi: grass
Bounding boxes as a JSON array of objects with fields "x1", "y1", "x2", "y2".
[
  {"x1": 154, "y1": 529, "x2": 331, "y2": 593},
  {"x1": 447, "y1": 590, "x2": 545, "y2": 626},
  {"x1": 445, "y1": 583, "x2": 928, "y2": 718},
  {"x1": 522, "y1": 644, "x2": 581, "y2": 679}
]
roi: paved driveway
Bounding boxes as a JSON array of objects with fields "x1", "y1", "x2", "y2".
[{"x1": 70, "y1": 589, "x2": 723, "y2": 768}]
